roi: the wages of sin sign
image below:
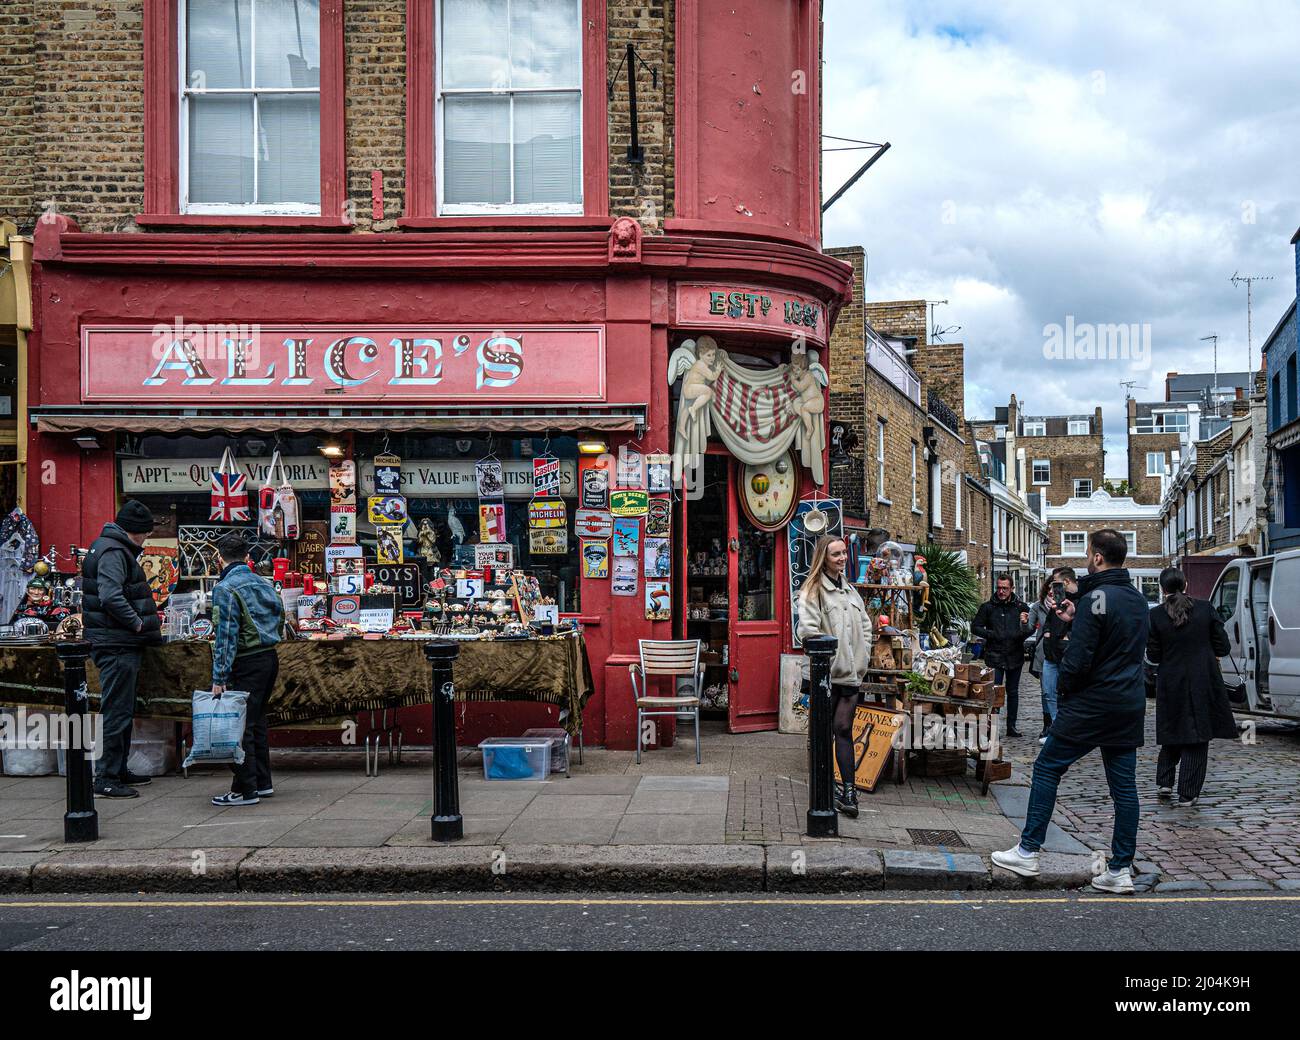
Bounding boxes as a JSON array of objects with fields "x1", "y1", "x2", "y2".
[{"x1": 79, "y1": 325, "x2": 607, "y2": 403}]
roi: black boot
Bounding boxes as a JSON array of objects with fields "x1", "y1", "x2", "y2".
[{"x1": 834, "y1": 781, "x2": 859, "y2": 819}]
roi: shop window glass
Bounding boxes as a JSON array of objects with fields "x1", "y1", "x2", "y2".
[
  {"x1": 438, "y1": 0, "x2": 582, "y2": 213},
  {"x1": 183, "y1": 0, "x2": 322, "y2": 211},
  {"x1": 737, "y1": 515, "x2": 774, "y2": 622}
]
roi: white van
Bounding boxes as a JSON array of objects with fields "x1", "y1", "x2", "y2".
[{"x1": 1209, "y1": 550, "x2": 1300, "y2": 720}]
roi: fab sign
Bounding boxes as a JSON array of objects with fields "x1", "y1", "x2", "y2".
[{"x1": 144, "y1": 332, "x2": 525, "y2": 390}]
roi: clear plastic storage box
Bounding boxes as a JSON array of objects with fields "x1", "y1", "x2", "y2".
[
  {"x1": 521, "y1": 727, "x2": 570, "y2": 776},
  {"x1": 478, "y1": 737, "x2": 552, "y2": 781}
]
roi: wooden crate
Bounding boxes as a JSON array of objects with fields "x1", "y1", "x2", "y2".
[
  {"x1": 910, "y1": 748, "x2": 967, "y2": 777},
  {"x1": 976, "y1": 759, "x2": 1013, "y2": 783},
  {"x1": 949, "y1": 678, "x2": 970, "y2": 699}
]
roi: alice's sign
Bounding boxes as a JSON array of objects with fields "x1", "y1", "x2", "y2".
[
  {"x1": 675, "y1": 284, "x2": 828, "y2": 347},
  {"x1": 81, "y1": 324, "x2": 606, "y2": 403}
]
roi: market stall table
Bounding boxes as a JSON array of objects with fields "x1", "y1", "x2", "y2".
[{"x1": 0, "y1": 634, "x2": 593, "y2": 761}]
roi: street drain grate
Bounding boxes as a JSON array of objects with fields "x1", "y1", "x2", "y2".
[{"x1": 907, "y1": 828, "x2": 968, "y2": 848}]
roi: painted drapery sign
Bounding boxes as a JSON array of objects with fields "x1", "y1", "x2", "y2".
[
  {"x1": 667, "y1": 335, "x2": 828, "y2": 485},
  {"x1": 80, "y1": 325, "x2": 606, "y2": 403},
  {"x1": 675, "y1": 284, "x2": 828, "y2": 348}
]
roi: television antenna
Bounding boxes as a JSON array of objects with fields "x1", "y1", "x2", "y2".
[
  {"x1": 1230, "y1": 272, "x2": 1274, "y2": 374},
  {"x1": 1119, "y1": 380, "x2": 1146, "y2": 399},
  {"x1": 1200, "y1": 335, "x2": 1220, "y2": 417},
  {"x1": 926, "y1": 300, "x2": 960, "y2": 343}
]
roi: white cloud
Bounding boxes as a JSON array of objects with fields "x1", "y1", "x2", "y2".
[{"x1": 823, "y1": 0, "x2": 1300, "y2": 477}]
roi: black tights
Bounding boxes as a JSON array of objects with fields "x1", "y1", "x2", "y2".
[{"x1": 832, "y1": 687, "x2": 859, "y2": 788}]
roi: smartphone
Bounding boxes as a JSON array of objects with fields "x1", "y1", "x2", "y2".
[{"x1": 1050, "y1": 581, "x2": 1066, "y2": 600}]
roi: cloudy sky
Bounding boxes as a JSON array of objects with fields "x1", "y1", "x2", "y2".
[{"x1": 822, "y1": 0, "x2": 1300, "y2": 477}]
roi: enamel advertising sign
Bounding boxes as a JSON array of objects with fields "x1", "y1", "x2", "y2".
[{"x1": 80, "y1": 325, "x2": 606, "y2": 403}]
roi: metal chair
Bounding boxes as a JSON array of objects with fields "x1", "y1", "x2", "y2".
[{"x1": 628, "y1": 639, "x2": 704, "y2": 765}]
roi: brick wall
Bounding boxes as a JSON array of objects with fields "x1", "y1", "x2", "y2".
[
  {"x1": 1018, "y1": 433, "x2": 1104, "y2": 505},
  {"x1": 1045, "y1": 517, "x2": 1166, "y2": 570},
  {"x1": 0, "y1": 3, "x2": 35, "y2": 223},
  {"x1": 826, "y1": 246, "x2": 866, "y2": 517},
  {"x1": 0, "y1": 1, "x2": 677, "y2": 234},
  {"x1": 866, "y1": 372, "x2": 929, "y2": 547}
]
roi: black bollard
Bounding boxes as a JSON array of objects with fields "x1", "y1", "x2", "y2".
[
  {"x1": 803, "y1": 634, "x2": 838, "y2": 838},
  {"x1": 56, "y1": 640, "x2": 98, "y2": 843},
  {"x1": 423, "y1": 640, "x2": 463, "y2": 842}
]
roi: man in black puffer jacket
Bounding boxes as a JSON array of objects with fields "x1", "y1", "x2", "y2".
[
  {"x1": 82, "y1": 500, "x2": 163, "y2": 798},
  {"x1": 992, "y1": 529, "x2": 1150, "y2": 895}
]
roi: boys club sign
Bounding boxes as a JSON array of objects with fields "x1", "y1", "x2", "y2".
[{"x1": 80, "y1": 325, "x2": 606, "y2": 403}]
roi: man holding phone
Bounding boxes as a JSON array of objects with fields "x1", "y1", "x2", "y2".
[{"x1": 1038, "y1": 567, "x2": 1079, "y2": 744}]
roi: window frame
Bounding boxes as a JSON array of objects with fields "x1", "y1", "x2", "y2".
[
  {"x1": 142, "y1": 0, "x2": 348, "y2": 228},
  {"x1": 1067, "y1": 419, "x2": 1089, "y2": 435},
  {"x1": 403, "y1": 0, "x2": 609, "y2": 227},
  {"x1": 1146, "y1": 451, "x2": 1164, "y2": 477},
  {"x1": 1022, "y1": 420, "x2": 1046, "y2": 437},
  {"x1": 1073, "y1": 478, "x2": 1093, "y2": 497},
  {"x1": 876, "y1": 419, "x2": 888, "y2": 503},
  {"x1": 1060, "y1": 531, "x2": 1087, "y2": 556},
  {"x1": 1122, "y1": 530, "x2": 1138, "y2": 557},
  {"x1": 1032, "y1": 458, "x2": 1050, "y2": 485}
]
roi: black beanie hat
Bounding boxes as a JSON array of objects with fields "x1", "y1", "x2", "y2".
[{"x1": 115, "y1": 499, "x2": 156, "y2": 534}]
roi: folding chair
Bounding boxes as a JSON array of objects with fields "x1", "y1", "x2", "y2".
[{"x1": 628, "y1": 639, "x2": 704, "y2": 765}]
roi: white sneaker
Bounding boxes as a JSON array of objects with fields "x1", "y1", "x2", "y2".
[
  {"x1": 991, "y1": 844, "x2": 1040, "y2": 877},
  {"x1": 1177, "y1": 796, "x2": 1198, "y2": 807},
  {"x1": 1157, "y1": 787, "x2": 1173, "y2": 799},
  {"x1": 1038, "y1": 735, "x2": 1048, "y2": 745},
  {"x1": 1091, "y1": 867, "x2": 1135, "y2": 894}
]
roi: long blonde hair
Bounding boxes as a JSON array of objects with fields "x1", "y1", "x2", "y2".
[{"x1": 800, "y1": 535, "x2": 848, "y2": 611}]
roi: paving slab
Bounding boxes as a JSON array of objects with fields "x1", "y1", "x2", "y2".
[
  {"x1": 1154, "y1": 880, "x2": 1212, "y2": 893},
  {"x1": 499, "y1": 813, "x2": 621, "y2": 845},
  {"x1": 611, "y1": 813, "x2": 725, "y2": 844},
  {"x1": 637, "y1": 775, "x2": 730, "y2": 792},
  {"x1": 160, "y1": 816, "x2": 304, "y2": 848},
  {"x1": 532, "y1": 775, "x2": 641, "y2": 795},
  {"x1": 882, "y1": 848, "x2": 990, "y2": 890},
  {"x1": 32, "y1": 847, "x2": 250, "y2": 892},
  {"x1": 1207, "y1": 879, "x2": 1275, "y2": 891},
  {"x1": 386, "y1": 814, "x2": 515, "y2": 847},
  {"x1": 766, "y1": 844, "x2": 885, "y2": 891},
  {"x1": 626, "y1": 790, "x2": 728, "y2": 815},
  {"x1": 275, "y1": 817, "x2": 408, "y2": 848},
  {"x1": 515, "y1": 794, "x2": 632, "y2": 818}
]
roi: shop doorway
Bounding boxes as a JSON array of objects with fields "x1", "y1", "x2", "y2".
[{"x1": 678, "y1": 449, "x2": 784, "y2": 732}]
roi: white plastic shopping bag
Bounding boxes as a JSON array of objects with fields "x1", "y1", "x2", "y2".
[{"x1": 182, "y1": 689, "x2": 249, "y2": 768}]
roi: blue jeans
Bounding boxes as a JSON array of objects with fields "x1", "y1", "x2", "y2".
[
  {"x1": 1020, "y1": 733, "x2": 1139, "y2": 871},
  {"x1": 1039, "y1": 660, "x2": 1059, "y2": 725},
  {"x1": 994, "y1": 665, "x2": 1022, "y2": 731}
]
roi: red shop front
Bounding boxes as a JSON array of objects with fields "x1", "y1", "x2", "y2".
[{"x1": 26, "y1": 216, "x2": 851, "y2": 749}]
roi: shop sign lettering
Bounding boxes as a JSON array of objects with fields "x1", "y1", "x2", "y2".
[
  {"x1": 676, "y1": 284, "x2": 828, "y2": 347},
  {"x1": 81, "y1": 325, "x2": 606, "y2": 403}
]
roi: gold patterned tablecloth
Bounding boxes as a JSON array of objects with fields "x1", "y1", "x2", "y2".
[{"x1": 0, "y1": 636, "x2": 593, "y2": 733}]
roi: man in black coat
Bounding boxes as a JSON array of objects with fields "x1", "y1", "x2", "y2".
[
  {"x1": 971, "y1": 574, "x2": 1031, "y2": 736},
  {"x1": 992, "y1": 529, "x2": 1150, "y2": 894},
  {"x1": 82, "y1": 500, "x2": 163, "y2": 798}
]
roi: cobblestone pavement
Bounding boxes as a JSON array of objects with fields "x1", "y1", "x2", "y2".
[{"x1": 1001, "y1": 673, "x2": 1300, "y2": 885}]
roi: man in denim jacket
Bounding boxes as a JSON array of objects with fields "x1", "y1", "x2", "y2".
[{"x1": 209, "y1": 533, "x2": 285, "y2": 807}]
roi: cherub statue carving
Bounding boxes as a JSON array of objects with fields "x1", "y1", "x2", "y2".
[
  {"x1": 782, "y1": 344, "x2": 829, "y2": 485},
  {"x1": 667, "y1": 335, "x2": 726, "y2": 479}
]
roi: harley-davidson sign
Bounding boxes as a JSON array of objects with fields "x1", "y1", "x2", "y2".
[{"x1": 80, "y1": 324, "x2": 606, "y2": 403}]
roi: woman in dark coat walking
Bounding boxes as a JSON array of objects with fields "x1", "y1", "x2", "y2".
[{"x1": 1146, "y1": 568, "x2": 1239, "y2": 806}]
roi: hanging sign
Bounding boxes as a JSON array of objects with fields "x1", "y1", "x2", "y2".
[
  {"x1": 645, "y1": 498, "x2": 671, "y2": 538},
  {"x1": 610, "y1": 490, "x2": 649, "y2": 517},
  {"x1": 373, "y1": 453, "x2": 403, "y2": 496},
  {"x1": 581, "y1": 539, "x2": 609, "y2": 578},
  {"x1": 617, "y1": 447, "x2": 644, "y2": 489},
  {"x1": 330, "y1": 505, "x2": 356, "y2": 543},
  {"x1": 122, "y1": 455, "x2": 332, "y2": 494},
  {"x1": 643, "y1": 537, "x2": 672, "y2": 578},
  {"x1": 528, "y1": 499, "x2": 567, "y2": 529},
  {"x1": 329, "y1": 459, "x2": 357, "y2": 544},
  {"x1": 574, "y1": 509, "x2": 613, "y2": 539},
  {"x1": 375, "y1": 524, "x2": 405, "y2": 564},
  {"x1": 533, "y1": 456, "x2": 562, "y2": 496},
  {"x1": 529, "y1": 528, "x2": 567, "y2": 555},
  {"x1": 473, "y1": 543, "x2": 515, "y2": 569},
  {"x1": 612, "y1": 518, "x2": 641, "y2": 558},
  {"x1": 645, "y1": 580, "x2": 672, "y2": 621},
  {"x1": 294, "y1": 521, "x2": 329, "y2": 576},
  {"x1": 646, "y1": 453, "x2": 673, "y2": 493},
  {"x1": 478, "y1": 503, "x2": 506, "y2": 543},
  {"x1": 579, "y1": 457, "x2": 609, "y2": 509},
  {"x1": 739, "y1": 450, "x2": 799, "y2": 531},
  {"x1": 325, "y1": 543, "x2": 364, "y2": 574},
  {"x1": 367, "y1": 495, "x2": 408, "y2": 525},
  {"x1": 476, "y1": 460, "x2": 505, "y2": 499},
  {"x1": 668, "y1": 337, "x2": 829, "y2": 485}
]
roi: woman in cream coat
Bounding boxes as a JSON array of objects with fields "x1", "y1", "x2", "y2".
[{"x1": 797, "y1": 535, "x2": 872, "y2": 817}]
